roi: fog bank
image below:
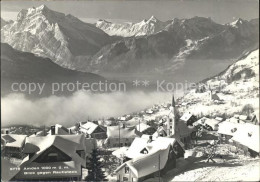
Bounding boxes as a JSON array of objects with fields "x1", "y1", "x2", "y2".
[{"x1": 1, "y1": 90, "x2": 173, "y2": 127}]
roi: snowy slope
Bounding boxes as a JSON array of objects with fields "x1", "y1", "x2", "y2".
[
  {"x1": 96, "y1": 16, "x2": 170, "y2": 37},
  {"x1": 178, "y1": 49, "x2": 259, "y2": 117}
]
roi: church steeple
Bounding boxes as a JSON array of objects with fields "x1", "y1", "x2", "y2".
[
  {"x1": 167, "y1": 94, "x2": 176, "y2": 136},
  {"x1": 172, "y1": 94, "x2": 175, "y2": 107}
]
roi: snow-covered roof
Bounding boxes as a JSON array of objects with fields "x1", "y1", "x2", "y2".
[
  {"x1": 180, "y1": 113, "x2": 193, "y2": 122},
  {"x1": 106, "y1": 126, "x2": 141, "y2": 138},
  {"x1": 29, "y1": 130, "x2": 46, "y2": 137},
  {"x1": 217, "y1": 121, "x2": 241, "y2": 136},
  {"x1": 22, "y1": 135, "x2": 95, "y2": 168},
  {"x1": 194, "y1": 117, "x2": 208, "y2": 126},
  {"x1": 112, "y1": 147, "x2": 128, "y2": 158},
  {"x1": 215, "y1": 117, "x2": 224, "y2": 121},
  {"x1": 204, "y1": 118, "x2": 222, "y2": 128},
  {"x1": 1, "y1": 134, "x2": 27, "y2": 148},
  {"x1": 118, "y1": 117, "x2": 126, "y2": 121},
  {"x1": 135, "y1": 123, "x2": 152, "y2": 133},
  {"x1": 232, "y1": 123, "x2": 260, "y2": 153},
  {"x1": 125, "y1": 136, "x2": 183, "y2": 159},
  {"x1": 227, "y1": 117, "x2": 246, "y2": 124},
  {"x1": 79, "y1": 122, "x2": 104, "y2": 135},
  {"x1": 116, "y1": 145, "x2": 171, "y2": 178},
  {"x1": 125, "y1": 137, "x2": 150, "y2": 158}
]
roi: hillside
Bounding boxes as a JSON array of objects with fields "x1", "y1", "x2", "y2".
[
  {"x1": 1, "y1": 43, "x2": 105, "y2": 97},
  {"x1": 178, "y1": 49, "x2": 259, "y2": 117}
]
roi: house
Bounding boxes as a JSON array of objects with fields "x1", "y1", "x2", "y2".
[
  {"x1": 217, "y1": 121, "x2": 241, "y2": 143},
  {"x1": 145, "y1": 109, "x2": 154, "y2": 114},
  {"x1": 228, "y1": 117, "x2": 245, "y2": 124},
  {"x1": 180, "y1": 112, "x2": 197, "y2": 126},
  {"x1": 1, "y1": 134, "x2": 27, "y2": 158},
  {"x1": 135, "y1": 123, "x2": 156, "y2": 135},
  {"x1": 115, "y1": 137, "x2": 185, "y2": 182},
  {"x1": 204, "y1": 118, "x2": 222, "y2": 131},
  {"x1": 153, "y1": 121, "x2": 195, "y2": 149},
  {"x1": 118, "y1": 116, "x2": 127, "y2": 121},
  {"x1": 67, "y1": 126, "x2": 78, "y2": 134},
  {"x1": 1, "y1": 128, "x2": 10, "y2": 134},
  {"x1": 126, "y1": 117, "x2": 142, "y2": 126},
  {"x1": 79, "y1": 122, "x2": 107, "y2": 139},
  {"x1": 193, "y1": 117, "x2": 208, "y2": 126},
  {"x1": 13, "y1": 135, "x2": 96, "y2": 181},
  {"x1": 125, "y1": 136, "x2": 185, "y2": 160},
  {"x1": 231, "y1": 123, "x2": 259, "y2": 157},
  {"x1": 105, "y1": 125, "x2": 142, "y2": 148},
  {"x1": 238, "y1": 115, "x2": 249, "y2": 121},
  {"x1": 215, "y1": 117, "x2": 224, "y2": 122},
  {"x1": 47, "y1": 124, "x2": 70, "y2": 135}
]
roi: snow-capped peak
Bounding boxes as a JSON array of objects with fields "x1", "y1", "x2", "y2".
[
  {"x1": 230, "y1": 18, "x2": 246, "y2": 27},
  {"x1": 96, "y1": 15, "x2": 168, "y2": 37},
  {"x1": 147, "y1": 15, "x2": 159, "y2": 22}
]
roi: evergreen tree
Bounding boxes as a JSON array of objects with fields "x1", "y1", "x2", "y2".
[{"x1": 85, "y1": 149, "x2": 107, "y2": 182}]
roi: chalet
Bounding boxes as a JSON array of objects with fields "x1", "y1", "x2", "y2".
[
  {"x1": 180, "y1": 113, "x2": 197, "y2": 126},
  {"x1": 231, "y1": 123, "x2": 259, "y2": 157},
  {"x1": 1, "y1": 134, "x2": 27, "y2": 158},
  {"x1": 13, "y1": 135, "x2": 96, "y2": 181},
  {"x1": 217, "y1": 121, "x2": 241, "y2": 143},
  {"x1": 79, "y1": 122, "x2": 107, "y2": 139},
  {"x1": 204, "y1": 118, "x2": 222, "y2": 131},
  {"x1": 135, "y1": 123, "x2": 156, "y2": 135},
  {"x1": 115, "y1": 137, "x2": 185, "y2": 182},
  {"x1": 105, "y1": 126, "x2": 142, "y2": 148}
]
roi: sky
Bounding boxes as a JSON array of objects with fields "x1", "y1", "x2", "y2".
[{"x1": 1, "y1": 0, "x2": 259, "y2": 24}]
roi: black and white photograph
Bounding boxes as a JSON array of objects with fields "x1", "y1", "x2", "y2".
[{"x1": 1, "y1": 0, "x2": 259, "y2": 181}]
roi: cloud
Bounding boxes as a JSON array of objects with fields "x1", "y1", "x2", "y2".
[{"x1": 1, "y1": 90, "x2": 172, "y2": 127}]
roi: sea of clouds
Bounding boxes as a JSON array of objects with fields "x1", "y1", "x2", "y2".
[{"x1": 1, "y1": 90, "x2": 174, "y2": 127}]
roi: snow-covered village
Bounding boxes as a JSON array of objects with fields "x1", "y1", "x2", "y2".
[{"x1": 1, "y1": 0, "x2": 259, "y2": 181}]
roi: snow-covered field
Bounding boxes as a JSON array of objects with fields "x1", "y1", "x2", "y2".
[{"x1": 145, "y1": 142, "x2": 260, "y2": 182}]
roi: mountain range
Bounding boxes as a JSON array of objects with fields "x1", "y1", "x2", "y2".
[
  {"x1": 1, "y1": 5, "x2": 259, "y2": 82},
  {"x1": 96, "y1": 16, "x2": 171, "y2": 37}
]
